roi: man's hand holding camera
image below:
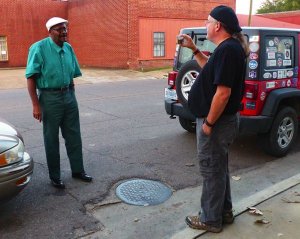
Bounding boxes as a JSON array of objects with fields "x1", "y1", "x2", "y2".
[{"x1": 177, "y1": 34, "x2": 197, "y2": 52}]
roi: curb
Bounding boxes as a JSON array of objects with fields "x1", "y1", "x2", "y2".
[{"x1": 170, "y1": 173, "x2": 300, "y2": 239}]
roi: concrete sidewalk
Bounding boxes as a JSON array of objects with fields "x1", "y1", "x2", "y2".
[
  {"x1": 0, "y1": 67, "x2": 170, "y2": 90},
  {"x1": 199, "y1": 184, "x2": 300, "y2": 239},
  {"x1": 83, "y1": 172, "x2": 300, "y2": 239},
  {"x1": 171, "y1": 174, "x2": 300, "y2": 239}
]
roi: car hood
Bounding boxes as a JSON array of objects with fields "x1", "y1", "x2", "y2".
[{"x1": 0, "y1": 117, "x2": 22, "y2": 154}]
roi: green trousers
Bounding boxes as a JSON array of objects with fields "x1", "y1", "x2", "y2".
[{"x1": 39, "y1": 90, "x2": 84, "y2": 180}]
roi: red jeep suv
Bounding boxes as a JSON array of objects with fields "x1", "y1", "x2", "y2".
[{"x1": 165, "y1": 27, "x2": 300, "y2": 157}]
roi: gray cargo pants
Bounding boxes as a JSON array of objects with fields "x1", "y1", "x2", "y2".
[{"x1": 196, "y1": 114, "x2": 238, "y2": 227}]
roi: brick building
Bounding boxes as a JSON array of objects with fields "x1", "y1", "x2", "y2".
[
  {"x1": 0, "y1": 0, "x2": 234, "y2": 70},
  {"x1": 0, "y1": 0, "x2": 67, "y2": 68}
]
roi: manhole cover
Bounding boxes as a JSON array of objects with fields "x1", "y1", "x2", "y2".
[{"x1": 116, "y1": 179, "x2": 172, "y2": 206}]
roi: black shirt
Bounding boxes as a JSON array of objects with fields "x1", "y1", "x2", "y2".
[{"x1": 188, "y1": 37, "x2": 246, "y2": 118}]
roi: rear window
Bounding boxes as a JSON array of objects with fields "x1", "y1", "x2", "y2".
[{"x1": 262, "y1": 36, "x2": 295, "y2": 79}]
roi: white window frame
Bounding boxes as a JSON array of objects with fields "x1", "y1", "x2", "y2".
[
  {"x1": 0, "y1": 36, "x2": 8, "y2": 61},
  {"x1": 153, "y1": 32, "x2": 165, "y2": 57}
]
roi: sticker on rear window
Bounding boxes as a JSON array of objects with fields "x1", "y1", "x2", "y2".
[
  {"x1": 268, "y1": 40, "x2": 274, "y2": 46},
  {"x1": 292, "y1": 78, "x2": 298, "y2": 86},
  {"x1": 249, "y1": 71, "x2": 257, "y2": 78},
  {"x1": 249, "y1": 42, "x2": 259, "y2": 52},
  {"x1": 283, "y1": 60, "x2": 291, "y2": 66},
  {"x1": 285, "y1": 49, "x2": 290, "y2": 59},
  {"x1": 278, "y1": 70, "x2": 287, "y2": 79},
  {"x1": 268, "y1": 52, "x2": 275, "y2": 59},
  {"x1": 267, "y1": 60, "x2": 276, "y2": 67},
  {"x1": 249, "y1": 52, "x2": 258, "y2": 60},
  {"x1": 287, "y1": 70, "x2": 293, "y2": 77},
  {"x1": 263, "y1": 73, "x2": 272, "y2": 79},
  {"x1": 266, "y1": 47, "x2": 277, "y2": 53},
  {"x1": 249, "y1": 60, "x2": 258, "y2": 69}
]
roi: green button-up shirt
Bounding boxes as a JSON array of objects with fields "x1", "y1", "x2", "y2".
[{"x1": 25, "y1": 37, "x2": 82, "y2": 89}]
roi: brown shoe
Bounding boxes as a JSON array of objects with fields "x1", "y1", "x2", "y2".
[
  {"x1": 198, "y1": 211, "x2": 234, "y2": 224},
  {"x1": 185, "y1": 216, "x2": 222, "y2": 233}
]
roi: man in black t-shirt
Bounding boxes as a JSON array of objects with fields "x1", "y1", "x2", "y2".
[{"x1": 178, "y1": 5, "x2": 248, "y2": 233}]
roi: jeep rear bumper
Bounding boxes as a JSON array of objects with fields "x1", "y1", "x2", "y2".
[
  {"x1": 165, "y1": 99, "x2": 195, "y2": 121},
  {"x1": 165, "y1": 99, "x2": 273, "y2": 134}
]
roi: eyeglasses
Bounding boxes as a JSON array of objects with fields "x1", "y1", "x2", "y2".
[
  {"x1": 51, "y1": 27, "x2": 68, "y2": 33},
  {"x1": 205, "y1": 19, "x2": 218, "y2": 26}
]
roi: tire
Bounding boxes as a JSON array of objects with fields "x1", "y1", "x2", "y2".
[
  {"x1": 175, "y1": 60, "x2": 202, "y2": 108},
  {"x1": 179, "y1": 117, "x2": 196, "y2": 133},
  {"x1": 259, "y1": 107, "x2": 298, "y2": 157}
]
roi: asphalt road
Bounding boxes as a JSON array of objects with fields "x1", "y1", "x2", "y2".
[{"x1": 1, "y1": 76, "x2": 300, "y2": 239}]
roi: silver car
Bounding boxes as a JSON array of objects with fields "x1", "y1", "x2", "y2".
[{"x1": 0, "y1": 118, "x2": 33, "y2": 202}]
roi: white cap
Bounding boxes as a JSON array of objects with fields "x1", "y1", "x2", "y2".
[{"x1": 46, "y1": 17, "x2": 68, "y2": 31}]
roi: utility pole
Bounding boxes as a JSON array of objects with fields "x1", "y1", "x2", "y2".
[{"x1": 248, "y1": 0, "x2": 253, "y2": 26}]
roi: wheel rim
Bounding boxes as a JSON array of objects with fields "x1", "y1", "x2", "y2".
[
  {"x1": 277, "y1": 116, "x2": 294, "y2": 149},
  {"x1": 180, "y1": 70, "x2": 199, "y2": 101}
]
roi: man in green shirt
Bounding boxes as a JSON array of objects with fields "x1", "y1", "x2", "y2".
[{"x1": 26, "y1": 17, "x2": 92, "y2": 189}]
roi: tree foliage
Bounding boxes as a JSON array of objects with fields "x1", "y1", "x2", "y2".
[{"x1": 257, "y1": 0, "x2": 300, "y2": 13}]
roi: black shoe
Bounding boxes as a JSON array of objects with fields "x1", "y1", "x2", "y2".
[
  {"x1": 50, "y1": 178, "x2": 65, "y2": 189},
  {"x1": 72, "y1": 172, "x2": 93, "y2": 182},
  {"x1": 222, "y1": 211, "x2": 234, "y2": 224}
]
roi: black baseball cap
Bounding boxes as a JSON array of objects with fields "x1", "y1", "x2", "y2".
[{"x1": 210, "y1": 5, "x2": 242, "y2": 33}]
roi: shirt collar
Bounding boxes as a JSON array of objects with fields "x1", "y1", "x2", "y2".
[{"x1": 48, "y1": 37, "x2": 66, "y2": 53}]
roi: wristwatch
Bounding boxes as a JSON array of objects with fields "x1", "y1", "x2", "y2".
[{"x1": 193, "y1": 48, "x2": 200, "y2": 56}]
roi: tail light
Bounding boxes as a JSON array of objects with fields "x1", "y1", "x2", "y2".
[
  {"x1": 244, "y1": 83, "x2": 258, "y2": 99},
  {"x1": 241, "y1": 82, "x2": 263, "y2": 116},
  {"x1": 168, "y1": 71, "x2": 178, "y2": 87}
]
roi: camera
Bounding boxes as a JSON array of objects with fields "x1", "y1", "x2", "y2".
[{"x1": 177, "y1": 35, "x2": 184, "y2": 44}]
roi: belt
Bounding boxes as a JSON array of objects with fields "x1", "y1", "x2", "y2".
[{"x1": 39, "y1": 84, "x2": 74, "y2": 92}]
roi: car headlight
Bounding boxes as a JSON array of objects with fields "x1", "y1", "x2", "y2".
[{"x1": 0, "y1": 136, "x2": 24, "y2": 166}]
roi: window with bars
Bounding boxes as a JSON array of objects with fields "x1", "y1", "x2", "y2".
[
  {"x1": 153, "y1": 32, "x2": 165, "y2": 57},
  {"x1": 0, "y1": 36, "x2": 8, "y2": 61}
]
